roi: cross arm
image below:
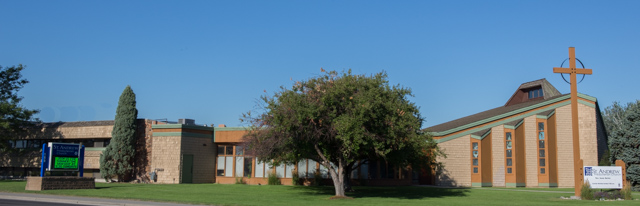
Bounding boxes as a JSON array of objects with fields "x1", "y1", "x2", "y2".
[{"x1": 553, "y1": 67, "x2": 593, "y2": 75}]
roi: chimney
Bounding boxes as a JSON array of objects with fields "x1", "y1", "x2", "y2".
[{"x1": 218, "y1": 124, "x2": 226, "y2": 128}]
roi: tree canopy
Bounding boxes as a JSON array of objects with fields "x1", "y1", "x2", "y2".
[
  {"x1": 100, "y1": 85, "x2": 138, "y2": 181},
  {"x1": 242, "y1": 69, "x2": 441, "y2": 197},
  {"x1": 604, "y1": 100, "x2": 640, "y2": 191},
  {"x1": 0, "y1": 64, "x2": 38, "y2": 151}
]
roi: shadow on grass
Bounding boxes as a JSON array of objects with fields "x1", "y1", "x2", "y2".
[{"x1": 292, "y1": 186, "x2": 469, "y2": 199}]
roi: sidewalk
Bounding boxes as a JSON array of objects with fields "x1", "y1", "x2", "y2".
[{"x1": 0, "y1": 192, "x2": 208, "y2": 206}]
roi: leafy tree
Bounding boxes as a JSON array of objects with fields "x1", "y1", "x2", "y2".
[
  {"x1": 100, "y1": 86, "x2": 138, "y2": 181},
  {"x1": 242, "y1": 69, "x2": 441, "y2": 197},
  {"x1": 0, "y1": 64, "x2": 38, "y2": 151},
  {"x1": 605, "y1": 100, "x2": 640, "y2": 191}
]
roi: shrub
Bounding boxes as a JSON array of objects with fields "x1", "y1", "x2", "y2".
[
  {"x1": 581, "y1": 181, "x2": 595, "y2": 200},
  {"x1": 622, "y1": 180, "x2": 633, "y2": 200},
  {"x1": 312, "y1": 171, "x2": 323, "y2": 186},
  {"x1": 267, "y1": 172, "x2": 281, "y2": 185},
  {"x1": 235, "y1": 177, "x2": 245, "y2": 184},
  {"x1": 291, "y1": 169, "x2": 302, "y2": 186}
]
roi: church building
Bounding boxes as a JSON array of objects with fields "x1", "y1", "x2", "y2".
[{"x1": 427, "y1": 78, "x2": 607, "y2": 187}]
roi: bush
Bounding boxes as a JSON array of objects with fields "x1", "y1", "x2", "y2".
[
  {"x1": 291, "y1": 169, "x2": 302, "y2": 186},
  {"x1": 581, "y1": 182, "x2": 595, "y2": 200},
  {"x1": 312, "y1": 171, "x2": 323, "y2": 186},
  {"x1": 622, "y1": 180, "x2": 633, "y2": 200},
  {"x1": 267, "y1": 172, "x2": 281, "y2": 185},
  {"x1": 235, "y1": 177, "x2": 245, "y2": 184}
]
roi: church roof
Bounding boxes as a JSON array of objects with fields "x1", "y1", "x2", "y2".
[{"x1": 426, "y1": 79, "x2": 596, "y2": 138}]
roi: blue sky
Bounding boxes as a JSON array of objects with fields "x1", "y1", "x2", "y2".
[{"x1": 1, "y1": 1, "x2": 638, "y2": 128}]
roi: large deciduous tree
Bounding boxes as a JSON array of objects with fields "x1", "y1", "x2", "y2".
[
  {"x1": 0, "y1": 64, "x2": 38, "y2": 151},
  {"x1": 100, "y1": 86, "x2": 138, "y2": 181},
  {"x1": 604, "y1": 100, "x2": 640, "y2": 191},
  {"x1": 242, "y1": 70, "x2": 441, "y2": 197}
]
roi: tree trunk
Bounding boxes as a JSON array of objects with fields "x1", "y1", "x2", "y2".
[
  {"x1": 328, "y1": 160, "x2": 346, "y2": 197},
  {"x1": 343, "y1": 167, "x2": 353, "y2": 192}
]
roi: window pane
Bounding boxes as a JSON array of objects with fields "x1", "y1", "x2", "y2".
[
  {"x1": 276, "y1": 164, "x2": 285, "y2": 178},
  {"x1": 538, "y1": 132, "x2": 545, "y2": 140},
  {"x1": 236, "y1": 146, "x2": 243, "y2": 156},
  {"x1": 507, "y1": 168, "x2": 512, "y2": 174},
  {"x1": 506, "y1": 141, "x2": 512, "y2": 149},
  {"x1": 473, "y1": 159, "x2": 478, "y2": 166},
  {"x1": 507, "y1": 158, "x2": 512, "y2": 166},
  {"x1": 267, "y1": 161, "x2": 275, "y2": 176},
  {"x1": 539, "y1": 159, "x2": 545, "y2": 167},
  {"x1": 225, "y1": 146, "x2": 233, "y2": 155},
  {"x1": 217, "y1": 146, "x2": 225, "y2": 155},
  {"x1": 308, "y1": 160, "x2": 317, "y2": 177},
  {"x1": 473, "y1": 167, "x2": 478, "y2": 173},
  {"x1": 255, "y1": 158, "x2": 264, "y2": 178},
  {"x1": 539, "y1": 150, "x2": 545, "y2": 157},
  {"x1": 225, "y1": 156, "x2": 233, "y2": 177},
  {"x1": 319, "y1": 164, "x2": 328, "y2": 178},
  {"x1": 472, "y1": 143, "x2": 478, "y2": 150},
  {"x1": 506, "y1": 150, "x2": 512, "y2": 157},
  {"x1": 539, "y1": 140, "x2": 545, "y2": 148},
  {"x1": 538, "y1": 122, "x2": 544, "y2": 131},
  {"x1": 236, "y1": 157, "x2": 244, "y2": 177},
  {"x1": 360, "y1": 161, "x2": 368, "y2": 179},
  {"x1": 506, "y1": 132, "x2": 512, "y2": 140},
  {"x1": 473, "y1": 151, "x2": 478, "y2": 158},
  {"x1": 217, "y1": 156, "x2": 225, "y2": 176},
  {"x1": 540, "y1": 168, "x2": 545, "y2": 174},
  {"x1": 286, "y1": 164, "x2": 294, "y2": 178},
  {"x1": 244, "y1": 158, "x2": 253, "y2": 178},
  {"x1": 298, "y1": 160, "x2": 307, "y2": 177}
]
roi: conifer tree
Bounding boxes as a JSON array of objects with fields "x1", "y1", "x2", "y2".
[
  {"x1": 100, "y1": 86, "x2": 138, "y2": 181},
  {"x1": 605, "y1": 100, "x2": 640, "y2": 191}
]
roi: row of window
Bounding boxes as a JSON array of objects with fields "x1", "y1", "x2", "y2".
[
  {"x1": 7, "y1": 139, "x2": 111, "y2": 149},
  {"x1": 216, "y1": 145, "x2": 406, "y2": 179},
  {"x1": 501, "y1": 122, "x2": 547, "y2": 175}
]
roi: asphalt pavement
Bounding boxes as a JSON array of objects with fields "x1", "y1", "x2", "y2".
[{"x1": 0, "y1": 192, "x2": 208, "y2": 206}]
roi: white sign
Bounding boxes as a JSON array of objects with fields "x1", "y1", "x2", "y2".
[{"x1": 584, "y1": 166, "x2": 623, "y2": 189}]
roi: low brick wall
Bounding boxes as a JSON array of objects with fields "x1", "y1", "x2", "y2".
[{"x1": 25, "y1": 176, "x2": 95, "y2": 191}]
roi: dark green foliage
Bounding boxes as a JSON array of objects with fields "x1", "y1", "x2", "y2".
[
  {"x1": 100, "y1": 86, "x2": 138, "y2": 181},
  {"x1": 599, "y1": 150, "x2": 612, "y2": 166},
  {"x1": 604, "y1": 100, "x2": 640, "y2": 191},
  {"x1": 0, "y1": 65, "x2": 38, "y2": 151},
  {"x1": 242, "y1": 70, "x2": 442, "y2": 197},
  {"x1": 267, "y1": 172, "x2": 281, "y2": 185},
  {"x1": 291, "y1": 169, "x2": 302, "y2": 185}
]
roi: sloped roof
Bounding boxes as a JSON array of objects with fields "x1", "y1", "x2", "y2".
[
  {"x1": 426, "y1": 94, "x2": 569, "y2": 134},
  {"x1": 504, "y1": 78, "x2": 562, "y2": 106}
]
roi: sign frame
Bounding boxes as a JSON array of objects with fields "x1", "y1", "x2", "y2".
[
  {"x1": 40, "y1": 142, "x2": 85, "y2": 177},
  {"x1": 584, "y1": 166, "x2": 623, "y2": 189}
]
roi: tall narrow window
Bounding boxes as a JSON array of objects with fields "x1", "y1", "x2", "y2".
[
  {"x1": 472, "y1": 142, "x2": 479, "y2": 173},
  {"x1": 538, "y1": 122, "x2": 546, "y2": 174},
  {"x1": 505, "y1": 132, "x2": 513, "y2": 174}
]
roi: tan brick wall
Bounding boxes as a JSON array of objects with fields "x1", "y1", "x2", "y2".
[
  {"x1": 555, "y1": 105, "x2": 574, "y2": 187},
  {"x1": 181, "y1": 137, "x2": 216, "y2": 183},
  {"x1": 524, "y1": 115, "x2": 538, "y2": 187},
  {"x1": 491, "y1": 126, "x2": 505, "y2": 187},
  {"x1": 55, "y1": 126, "x2": 112, "y2": 139},
  {"x1": 151, "y1": 136, "x2": 182, "y2": 184},
  {"x1": 578, "y1": 104, "x2": 598, "y2": 167},
  {"x1": 436, "y1": 135, "x2": 470, "y2": 187},
  {"x1": 83, "y1": 150, "x2": 102, "y2": 169}
]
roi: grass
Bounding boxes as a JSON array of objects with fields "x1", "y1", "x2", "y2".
[{"x1": 0, "y1": 180, "x2": 639, "y2": 206}]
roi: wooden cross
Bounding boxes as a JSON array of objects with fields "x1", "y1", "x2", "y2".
[{"x1": 553, "y1": 47, "x2": 592, "y2": 197}]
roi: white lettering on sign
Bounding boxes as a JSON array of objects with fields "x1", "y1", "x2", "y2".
[{"x1": 584, "y1": 166, "x2": 623, "y2": 189}]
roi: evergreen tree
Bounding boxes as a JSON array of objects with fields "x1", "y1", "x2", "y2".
[
  {"x1": 605, "y1": 100, "x2": 640, "y2": 191},
  {"x1": 100, "y1": 86, "x2": 138, "y2": 181}
]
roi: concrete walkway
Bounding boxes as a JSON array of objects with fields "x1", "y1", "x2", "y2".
[{"x1": 0, "y1": 192, "x2": 208, "y2": 206}]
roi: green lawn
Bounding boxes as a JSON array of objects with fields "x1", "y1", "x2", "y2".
[{"x1": 0, "y1": 180, "x2": 638, "y2": 206}]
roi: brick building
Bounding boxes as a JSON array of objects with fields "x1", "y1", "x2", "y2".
[
  {"x1": 426, "y1": 79, "x2": 607, "y2": 187},
  {"x1": 2, "y1": 78, "x2": 607, "y2": 188}
]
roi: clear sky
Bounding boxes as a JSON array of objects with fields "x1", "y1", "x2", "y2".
[{"x1": 1, "y1": 1, "x2": 638, "y2": 128}]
